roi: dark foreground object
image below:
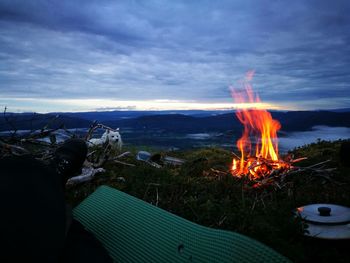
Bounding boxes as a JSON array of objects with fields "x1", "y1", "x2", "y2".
[
  {"x1": 0, "y1": 155, "x2": 66, "y2": 262},
  {"x1": 339, "y1": 140, "x2": 350, "y2": 167},
  {"x1": 0, "y1": 139, "x2": 112, "y2": 262},
  {"x1": 63, "y1": 219, "x2": 113, "y2": 263}
]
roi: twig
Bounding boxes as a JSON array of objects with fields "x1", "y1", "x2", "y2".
[
  {"x1": 291, "y1": 157, "x2": 308, "y2": 163},
  {"x1": 231, "y1": 152, "x2": 241, "y2": 160},
  {"x1": 148, "y1": 183, "x2": 161, "y2": 186},
  {"x1": 184, "y1": 200, "x2": 199, "y2": 220},
  {"x1": 20, "y1": 138, "x2": 52, "y2": 147},
  {"x1": 3, "y1": 106, "x2": 18, "y2": 138},
  {"x1": 210, "y1": 168, "x2": 230, "y2": 176},
  {"x1": 0, "y1": 139, "x2": 29, "y2": 155},
  {"x1": 85, "y1": 122, "x2": 119, "y2": 141},
  {"x1": 217, "y1": 215, "x2": 227, "y2": 226},
  {"x1": 24, "y1": 126, "x2": 63, "y2": 140},
  {"x1": 113, "y1": 160, "x2": 135, "y2": 167},
  {"x1": 109, "y1": 151, "x2": 131, "y2": 161},
  {"x1": 155, "y1": 187, "x2": 159, "y2": 207},
  {"x1": 40, "y1": 115, "x2": 60, "y2": 132},
  {"x1": 305, "y1": 159, "x2": 332, "y2": 169}
]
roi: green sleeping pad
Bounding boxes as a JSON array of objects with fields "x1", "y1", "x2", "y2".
[{"x1": 73, "y1": 185, "x2": 290, "y2": 262}]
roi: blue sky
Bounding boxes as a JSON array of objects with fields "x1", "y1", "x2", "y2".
[{"x1": 0, "y1": 0, "x2": 349, "y2": 112}]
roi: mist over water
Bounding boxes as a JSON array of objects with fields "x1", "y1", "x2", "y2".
[
  {"x1": 0, "y1": 126, "x2": 349, "y2": 152},
  {"x1": 278, "y1": 126, "x2": 350, "y2": 152}
]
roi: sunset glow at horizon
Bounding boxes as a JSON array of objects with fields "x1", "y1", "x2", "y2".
[{"x1": 0, "y1": 97, "x2": 286, "y2": 113}]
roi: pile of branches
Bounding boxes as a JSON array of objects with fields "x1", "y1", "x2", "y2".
[
  {"x1": 235, "y1": 154, "x2": 336, "y2": 190},
  {"x1": 0, "y1": 112, "x2": 131, "y2": 184}
]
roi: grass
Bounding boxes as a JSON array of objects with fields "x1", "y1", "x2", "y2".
[{"x1": 66, "y1": 139, "x2": 350, "y2": 263}]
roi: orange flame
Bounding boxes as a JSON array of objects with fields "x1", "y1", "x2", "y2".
[{"x1": 231, "y1": 71, "x2": 283, "y2": 179}]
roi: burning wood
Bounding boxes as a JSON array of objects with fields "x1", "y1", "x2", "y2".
[
  {"x1": 232, "y1": 156, "x2": 291, "y2": 180},
  {"x1": 231, "y1": 154, "x2": 309, "y2": 189}
]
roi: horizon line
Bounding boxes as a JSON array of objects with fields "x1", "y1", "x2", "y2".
[{"x1": 1, "y1": 97, "x2": 348, "y2": 114}]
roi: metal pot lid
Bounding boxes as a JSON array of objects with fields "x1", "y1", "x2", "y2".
[{"x1": 297, "y1": 203, "x2": 350, "y2": 224}]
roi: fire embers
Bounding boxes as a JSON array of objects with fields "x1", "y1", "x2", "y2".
[{"x1": 232, "y1": 156, "x2": 291, "y2": 180}]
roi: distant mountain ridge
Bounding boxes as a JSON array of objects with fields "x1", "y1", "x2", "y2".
[
  {"x1": 105, "y1": 111, "x2": 350, "y2": 133},
  {"x1": 57, "y1": 110, "x2": 232, "y2": 121},
  {"x1": 0, "y1": 113, "x2": 91, "y2": 132},
  {"x1": 58, "y1": 108, "x2": 350, "y2": 121},
  {"x1": 1, "y1": 110, "x2": 350, "y2": 133}
]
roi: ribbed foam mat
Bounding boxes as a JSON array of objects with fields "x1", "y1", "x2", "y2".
[{"x1": 73, "y1": 186, "x2": 290, "y2": 262}]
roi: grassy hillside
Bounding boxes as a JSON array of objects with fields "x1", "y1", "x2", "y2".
[{"x1": 66, "y1": 140, "x2": 350, "y2": 263}]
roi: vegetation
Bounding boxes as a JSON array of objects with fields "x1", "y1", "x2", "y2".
[{"x1": 66, "y1": 139, "x2": 350, "y2": 263}]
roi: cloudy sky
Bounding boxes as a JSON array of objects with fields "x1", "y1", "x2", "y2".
[{"x1": 0, "y1": 0, "x2": 349, "y2": 112}]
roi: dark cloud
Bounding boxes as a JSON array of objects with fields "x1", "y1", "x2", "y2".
[{"x1": 0, "y1": 0, "x2": 349, "y2": 111}]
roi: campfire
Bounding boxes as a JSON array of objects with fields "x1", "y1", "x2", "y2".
[{"x1": 230, "y1": 71, "x2": 303, "y2": 187}]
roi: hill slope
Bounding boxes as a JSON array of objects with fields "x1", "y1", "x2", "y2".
[
  {"x1": 105, "y1": 111, "x2": 350, "y2": 133},
  {"x1": 1, "y1": 110, "x2": 350, "y2": 133},
  {"x1": 0, "y1": 113, "x2": 92, "y2": 132}
]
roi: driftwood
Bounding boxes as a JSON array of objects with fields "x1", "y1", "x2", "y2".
[
  {"x1": 66, "y1": 167, "x2": 105, "y2": 185},
  {"x1": 85, "y1": 122, "x2": 118, "y2": 141},
  {"x1": 0, "y1": 139, "x2": 29, "y2": 156},
  {"x1": 0, "y1": 116, "x2": 134, "y2": 186}
]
